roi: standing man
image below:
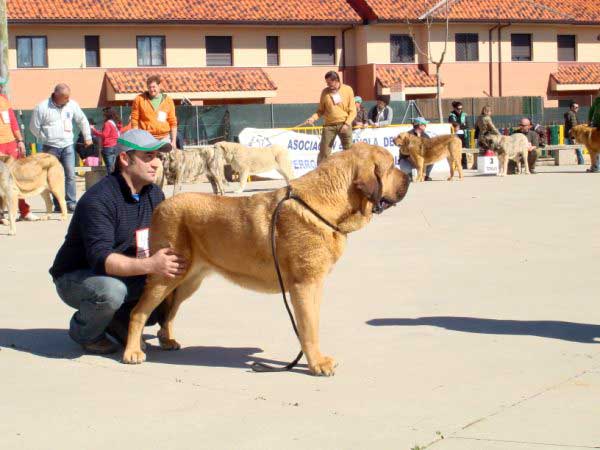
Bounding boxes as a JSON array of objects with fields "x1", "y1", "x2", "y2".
[
  {"x1": 50, "y1": 129, "x2": 186, "y2": 354},
  {"x1": 0, "y1": 85, "x2": 36, "y2": 221},
  {"x1": 368, "y1": 96, "x2": 393, "y2": 127},
  {"x1": 516, "y1": 117, "x2": 539, "y2": 174},
  {"x1": 564, "y1": 102, "x2": 584, "y2": 165},
  {"x1": 449, "y1": 101, "x2": 469, "y2": 169},
  {"x1": 131, "y1": 75, "x2": 177, "y2": 149},
  {"x1": 30, "y1": 83, "x2": 91, "y2": 212},
  {"x1": 305, "y1": 71, "x2": 356, "y2": 165}
]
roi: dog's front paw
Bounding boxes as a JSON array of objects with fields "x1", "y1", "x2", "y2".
[
  {"x1": 159, "y1": 337, "x2": 181, "y2": 351},
  {"x1": 122, "y1": 348, "x2": 146, "y2": 364},
  {"x1": 309, "y1": 355, "x2": 337, "y2": 377}
]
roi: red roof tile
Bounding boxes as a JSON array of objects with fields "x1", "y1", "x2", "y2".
[
  {"x1": 551, "y1": 64, "x2": 600, "y2": 85},
  {"x1": 8, "y1": 0, "x2": 362, "y2": 24},
  {"x1": 351, "y1": 0, "x2": 600, "y2": 23},
  {"x1": 105, "y1": 68, "x2": 277, "y2": 94},
  {"x1": 376, "y1": 65, "x2": 438, "y2": 89}
]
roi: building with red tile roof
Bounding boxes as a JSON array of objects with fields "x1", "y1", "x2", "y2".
[{"x1": 5, "y1": 0, "x2": 600, "y2": 108}]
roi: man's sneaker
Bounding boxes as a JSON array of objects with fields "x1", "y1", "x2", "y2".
[
  {"x1": 67, "y1": 205, "x2": 77, "y2": 213},
  {"x1": 18, "y1": 212, "x2": 39, "y2": 222},
  {"x1": 81, "y1": 336, "x2": 119, "y2": 355},
  {"x1": 424, "y1": 176, "x2": 433, "y2": 181}
]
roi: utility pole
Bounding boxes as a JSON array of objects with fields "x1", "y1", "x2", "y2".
[{"x1": 0, "y1": 0, "x2": 8, "y2": 94}]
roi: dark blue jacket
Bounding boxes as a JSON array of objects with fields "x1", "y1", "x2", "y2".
[{"x1": 50, "y1": 172, "x2": 165, "y2": 281}]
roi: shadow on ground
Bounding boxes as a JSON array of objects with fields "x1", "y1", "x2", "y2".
[
  {"x1": 0, "y1": 328, "x2": 309, "y2": 372},
  {"x1": 366, "y1": 317, "x2": 600, "y2": 343}
]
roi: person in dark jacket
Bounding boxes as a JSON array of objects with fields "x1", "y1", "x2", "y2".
[
  {"x1": 564, "y1": 102, "x2": 584, "y2": 165},
  {"x1": 515, "y1": 117, "x2": 539, "y2": 174},
  {"x1": 352, "y1": 96, "x2": 368, "y2": 128},
  {"x1": 448, "y1": 101, "x2": 469, "y2": 168},
  {"x1": 368, "y1": 96, "x2": 393, "y2": 127},
  {"x1": 50, "y1": 129, "x2": 186, "y2": 355}
]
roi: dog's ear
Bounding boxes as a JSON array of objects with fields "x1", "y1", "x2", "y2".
[{"x1": 354, "y1": 158, "x2": 384, "y2": 215}]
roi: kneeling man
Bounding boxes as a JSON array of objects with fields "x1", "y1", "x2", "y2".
[{"x1": 50, "y1": 129, "x2": 187, "y2": 354}]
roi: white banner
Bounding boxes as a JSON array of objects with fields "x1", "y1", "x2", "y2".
[{"x1": 238, "y1": 124, "x2": 453, "y2": 179}]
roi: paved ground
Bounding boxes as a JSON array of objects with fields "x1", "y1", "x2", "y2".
[{"x1": 1, "y1": 166, "x2": 599, "y2": 450}]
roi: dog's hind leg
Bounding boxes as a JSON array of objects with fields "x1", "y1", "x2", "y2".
[
  {"x1": 40, "y1": 190, "x2": 54, "y2": 220},
  {"x1": 522, "y1": 151, "x2": 530, "y2": 174},
  {"x1": 7, "y1": 188, "x2": 17, "y2": 236},
  {"x1": 236, "y1": 168, "x2": 249, "y2": 193}
]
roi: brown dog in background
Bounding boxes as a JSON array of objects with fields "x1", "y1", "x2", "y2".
[
  {"x1": 0, "y1": 153, "x2": 66, "y2": 235},
  {"x1": 394, "y1": 133, "x2": 463, "y2": 182},
  {"x1": 570, "y1": 124, "x2": 600, "y2": 172},
  {"x1": 122, "y1": 143, "x2": 410, "y2": 376}
]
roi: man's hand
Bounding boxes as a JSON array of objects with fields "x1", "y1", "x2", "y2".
[
  {"x1": 340, "y1": 123, "x2": 350, "y2": 133},
  {"x1": 17, "y1": 141, "x2": 26, "y2": 157},
  {"x1": 84, "y1": 139, "x2": 93, "y2": 147},
  {"x1": 305, "y1": 117, "x2": 315, "y2": 126},
  {"x1": 149, "y1": 248, "x2": 187, "y2": 278}
]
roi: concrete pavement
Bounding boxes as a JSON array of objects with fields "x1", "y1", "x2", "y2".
[{"x1": 1, "y1": 166, "x2": 599, "y2": 450}]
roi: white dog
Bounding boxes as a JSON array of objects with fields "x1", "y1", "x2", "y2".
[
  {"x1": 215, "y1": 141, "x2": 295, "y2": 193},
  {"x1": 483, "y1": 133, "x2": 530, "y2": 176}
]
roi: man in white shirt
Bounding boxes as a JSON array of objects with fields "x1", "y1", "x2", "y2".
[{"x1": 30, "y1": 84, "x2": 92, "y2": 212}]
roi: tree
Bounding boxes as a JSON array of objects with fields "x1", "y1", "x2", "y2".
[{"x1": 407, "y1": 0, "x2": 450, "y2": 123}]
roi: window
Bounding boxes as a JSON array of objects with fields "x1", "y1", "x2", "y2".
[
  {"x1": 206, "y1": 36, "x2": 233, "y2": 66},
  {"x1": 16, "y1": 36, "x2": 47, "y2": 68},
  {"x1": 557, "y1": 35, "x2": 576, "y2": 62},
  {"x1": 137, "y1": 36, "x2": 165, "y2": 66},
  {"x1": 511, "y1": 34, "x2": 532, "y2": 61},
  {"x1": 85, "y1": 36, "x2": 100, "y2": 67},
  {"x1": 390, "y1": 35, "x2": 415, "y2": 63},
  {"x1": 558, "y1": 99, "x2": 574, "y2": 108},
  {"x1": 455, "y1": 33, "x2": 479, "y2": 61},
  {"x1": 266, "y1": 36, "x2": 279, "y2": 66},
  {"x1": 311, "y1": 36, "x2": 335, "y2": 65}
]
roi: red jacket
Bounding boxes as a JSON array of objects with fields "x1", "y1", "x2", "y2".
[{"x1": 92, "y1": 119, "x2": 119, "y2": 148}]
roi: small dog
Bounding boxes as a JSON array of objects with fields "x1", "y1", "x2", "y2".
[
  {"x1": 215, "y1": 141, "x2": 295, "y2": 193},
  {"x1": 158, "y1": 145, "x2": 227, "y2": 196},
  {"x1": 0, "y1": 153, "x2": 67, "y2": 236},
  {"x1": 481, "y1": 133, "x2": 530, "y2": 176},
  {"x1": 393, "y1": 133, "x2": 463, "y2": 182}
]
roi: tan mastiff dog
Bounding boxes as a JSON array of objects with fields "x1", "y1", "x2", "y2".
[
  {"x1": 394, "y1": 133, "x2": 463, "y2": 182},
  {"x1": 570, "y1": 124, "x2": 600, "y2": 172},
  {"x1": 122, "y1": 143, "x2": 410, "y2": 375},
  {"x1": 0, "y1": 153, "x2": 67, "y2": 235}
]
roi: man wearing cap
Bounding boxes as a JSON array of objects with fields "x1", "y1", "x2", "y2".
[
  {"x1": 398, "y1": 117, "x2": 435, "y2": 181},
  {"x1": 352, "y1": 96, "x2": 368, "y2": 128},
  {"x1": 49, "y1": 129, "x2": 187, "y2": 354},
  {"x1": 368, "y1": 96, "x2": 394, "y2": 127},
  {"x1": 304, "y1": 71, "x2": 356, "y2": 164}
]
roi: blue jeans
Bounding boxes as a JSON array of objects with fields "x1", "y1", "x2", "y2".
[
  {"x1": 54, "y1": 269, "x2": 153, "y2": 345},
  {"x1": 398, "y1": 157, "x2": 433, "y2": 178},
  {"x1": 101, "y1": 146, "x2": 117, "y2": 175},
  {"x1": 42, "y1": 144, "x2": 76, "y2": 209},
  {"x1": 566, "y1": 138, "x2": 585, "y2": 165}
]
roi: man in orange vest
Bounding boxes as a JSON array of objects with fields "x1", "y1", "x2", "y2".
[
  {"x1": 0, "y1": 84, "x2": 36, "y2": 221},
  {"x1": 130, "y1": 75, "x2": 177, "y2": 149}
]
